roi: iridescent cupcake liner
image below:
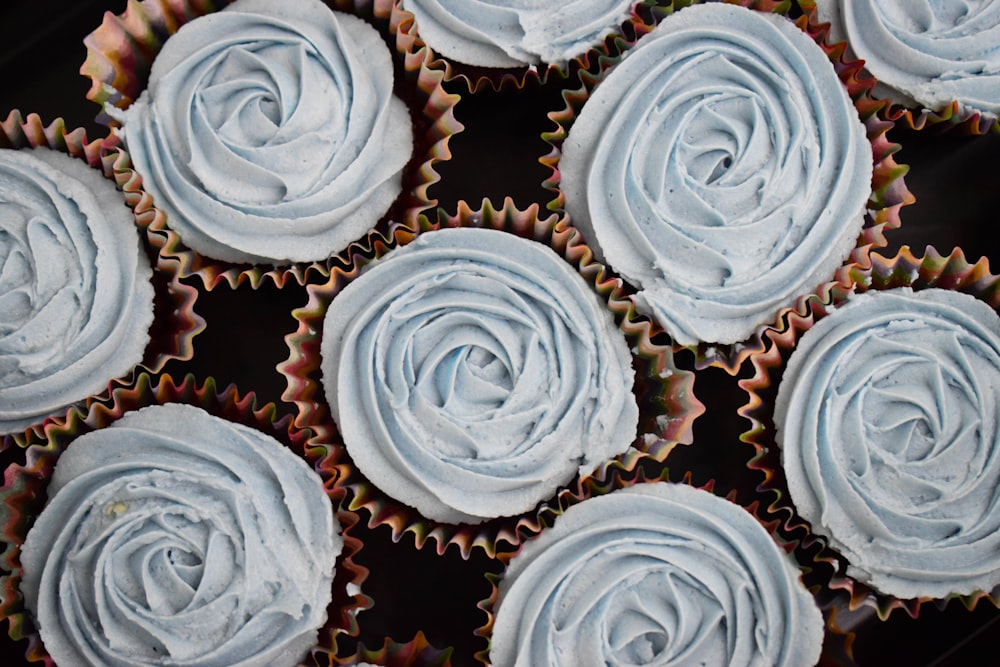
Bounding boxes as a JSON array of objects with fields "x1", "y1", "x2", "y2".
[
  {"x1": 81, "y1": 0, "x2": 462, "y2": 289},
  {"x1": 279, "y1": 198, "x2": 704, "y2": 558},
  {"x1": 799, "y1": 0, "x2": 1000, "y2": 136},
  {"x1": 0, "y1": 372, "x2": 369, "y2": 666},
  {"x1": 0, "y1": 110, "x2": 204, "y2": 447},
  {"x1": 334, "y1": 631, "x2": 453, "y2": 667},
  {"x1": 543, "y1": 0, "x2": 913, "y2": 374},
  {"x1": 472, "y1": 469, "x2": 837, "y2": 665},
  {"x1": 384, "y1": 0, "x2": 658, "y2": 94},
  {"x1": 739, "y1": 245, "x2": 1000, "y2": 635}
]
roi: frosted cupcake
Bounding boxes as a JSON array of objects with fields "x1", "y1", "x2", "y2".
[
  {"x1": 742, "y1": 247, "x2": 1000, "y2": 612},
  {"x1": 0, "y1": 374, "x2": 367, "y2": 666},
  {"x1": 808, "y1": 0, "x2": 1000, "y2": 130},
  {"x1": 0, "y1": 135, "x2": 154, "y2": 436},
  {"x1": 489, "y1": 483, "x2": 824, "y2": 666},
  {"x1": 556, "y1": 2, "x2": 903, "y2": 366},
  {"x1": 106, "y1": 0, "x2": 411, "y2": 266}
]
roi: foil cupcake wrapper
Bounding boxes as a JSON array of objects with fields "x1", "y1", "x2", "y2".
[
  {"x1": 279, "y1": 198, "x2": 704, "y2": 558},
  {"x1": 472, "y1": 470, "x2": 835, "y2": 665},
  {"x1": 0, "y1": 110, "x2": 205, "y2": 447},
  {"x1": 334, "y1": 631, "x2": 454, "y2": 667},
  {"x1": 383, "y1": 0, "x2": 656, "y2": 93},
  {"x1": 799, "y1": 0, "x2": 1000, "y2": 135},
  {"x1": 80, "y1": 0, "x2": 463, "y2": 289},
  {"x1": 543, "y1": 0, "x2": 914, "y2": 374},
  {"x1": 0, "y1": 372, "x2": 370, "y2": 666},
  {"x1": 739, "y1": 245, "x2": 1000, "y2": 636}
]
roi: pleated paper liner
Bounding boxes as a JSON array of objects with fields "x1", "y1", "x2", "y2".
[
  {"x1": 0, "y1": 110, "x2": 204, "y2": 447},
  {"x1": 738, "y1": 245, "x2": 1000, "y2": 661},
  {"x1": 80, "y1": 0, "x2": 462, "y2": 289},
  {"x1": 472, "y1": 465, "x2": 843, "y2": 666},
  {"x1": 542, "y1": 0, "x2": 913, "y2": 374},
  {"x1": 799, "y1": 0, "x2": 1000, "y2": 136},
  {"x1": 0, "y1": 372, "x2": 369, "y2": 666},
  {"x1": 382, "y1": 0, "x2": 660, "y2": 94},
  {"x1": 279, "y1": 198, "x2": 704, "y2": 559},
  {"x1": 333, "y1": 631, "x2": 453, "y2": 667}
]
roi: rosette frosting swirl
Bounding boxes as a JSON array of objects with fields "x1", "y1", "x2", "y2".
[
  {"x1": 0, "y1": 148, "x2": 153, "y2": 434},
  {"x1": 491, "y1": 483, "x2": 823, "y2": 666},
  {"x1": 560, "y1": 3, "x2": 872, "y2": 345},
  {"x1": 20, "y1": 403, "x2": 341, "y2": 667},
  {"x1": 404, "y1": 0, "x2": 636, "y2": 67},
  {"x1": 320, "y1": 228, "x2": 638, "y2": 524},
  {"x1": 775, "y1": 288, "x2": 1000, "y2": 598},
  {"x1": 119, "y1": 0, "x2": 413, "y2": 264},
  {"x1": 816, "y1": 0, "x2": 1000, "y2": 116}
]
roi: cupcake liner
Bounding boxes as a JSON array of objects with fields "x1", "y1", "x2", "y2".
[
  {"x1": 279, "y1": 198, "x2": 704, "y2": 558},
  {"x1": 384, "y1": 0, "x2": 655, "y2": 94},
  {"x1": 799, "y1": 0, "x2": 1000, "y2": 135},
  {"x1": 543, "y1": 0, "x2": 914, "y2": 374},
  {"x1": 739, "y1": 245, "x2": 1000, "y2": 632},
  {"x1": 0, "y1": 372, "x2": 369, "y2": 666},
  {"x1": 0, "y1": 110, "x2": 204, "y2": 447},
  {"x1": 334, "y1": 631, "x2": 453, "y2": 667},
  {"x1": 80, "y1": 0, "x2": 462, "y2": 288},
  {"x1": 473, "y1": 469, "x2": 836, "y2": 666}
]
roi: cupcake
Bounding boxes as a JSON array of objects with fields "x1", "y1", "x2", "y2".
[
  {"x1": 282, "y1": 200, "x2": 702, "y2": 554},
  {"x1": 556, "y1": 2, "x2": 899, "y2": 363},
  {"x1": 320, "y1": 225, "x2": 639, "y2": 524},
  {"x1": 488, "y1": 482, "x2": 824, "y2": 666},
  {"x1": 807, "y1": 0, "x2": 1000, "y2": 130},
  {"x1": 0, "y1": 129, "x2": 154, "y2": 436},
  {"x1": 0, "y1": 373, "x2": 367, "y2": 666},
  {"x1": 742, "y1": 246, "x2": 1000, "y2": 613}
]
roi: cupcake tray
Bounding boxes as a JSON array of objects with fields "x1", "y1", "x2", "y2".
[{"x1": 3, "y1": 0, "x2": 1000, "y2": 665}]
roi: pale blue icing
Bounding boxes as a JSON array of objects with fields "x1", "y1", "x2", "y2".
[
  {"x1": 119, "y1": 0, "x2": 412, "y2": 264},
  {"x1": 321, "y1": 227, "x2": 639, "y2": 524},
  {"x1": 0, "y1": 148, "x2": 153, "y2": 434},
  {"x1": 491, "y1": 483, "x2": 823, "y2": 667},
  {"x1": 816, "y1": 0, "x2": 1000, "y2": 116},
  {"x1": 775, "y1": 287, "x2": 1000, "y2": 598},
  {"x1": 404, "y1": 0, "x2": 636, "y2": 67},
  {"x1": 560, "y1": 3, "x2": 872, "y2": 346},
  {"x1": 20, "y1": 403, "x2": 340, "y2": 667}
]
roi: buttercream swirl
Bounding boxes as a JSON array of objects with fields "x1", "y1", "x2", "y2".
[
  {"x1": 20, "y1": 403, "x2": 340, "y2": 667},
  {"x1": 774, "y1": 288, "x2": 1000, "y2": 598},
  {"x1": 320, "y1": 227, "x2": 638, "y2": 524},
  {"x1": 491, "y1": 483, "x2": 823, "y2": 667},
  {"x1": 404, "y1": 0, "x2": 636, "y2": 67},
  {"x1": 560, "y1": 3, "x2": 872, "y2": 346},
  {"x1": 816, "y1": 0, "x2": 1000, "y2": 116},
  {"x1": 119, "y1": 0, "x2": 413, "y2": 264},
  {"x1": 0, "y1": 148, "x2": 153, "y2": 435}
]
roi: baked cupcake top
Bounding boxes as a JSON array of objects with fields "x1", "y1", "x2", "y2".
[
  {"x1": 320, "y1": 227, "x2": 639, "y2": 524},
  {"x1": 19, "y1": 403, "x2": 341, "y2": 667},
  {"x1": 814, "y1": 0, "x2": 1000, "y2": 117},
  {"x1": 403, "y1": 0, "x2": 636, "y2": 67},
  {"x1": 775, "y1": 287, "x2": 1000, "y2": 599},
  {"x1": 560, "y1": 2, "x2": 872, "y2": 346},
  {"x1": 491, "y1": 483, "x2": 823, "y2": 666},
  {"x1": 117, "y1": 0, "x2": 413, "y2": 265},
  {"x1": 0, "y1": 147, "x2": 153, "y2": 435}
]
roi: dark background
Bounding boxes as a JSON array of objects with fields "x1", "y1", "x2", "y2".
[{"x1": 2, "y1": 1, "x2": 999, "y2": 665}]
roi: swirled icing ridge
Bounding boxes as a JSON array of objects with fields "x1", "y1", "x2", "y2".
[
  {"x1": 816, "y1": 0, "x2": 1000, "y2": 116},
  {"x1": 20, "y1": 403, "x2": 340, "y2": 666},
  {"x1": 321, "y1": 227, "x2": 639, "y2": 523},
  {"x1": 0, "y1": 148, "x2": 153, "y2": 434},
  {"x1": 404, "y1": 0, "x2": 636, "y2": 67},
  {"x1": 561, "y1": 3, "x2": 872, "y2": 345},
  {"x1": 775, "y1": 287, "x2": 1000, "y2": 598},
  {"x1": 491, "y1": 483, "x2": 823, "y2": 666},
  {"x1": 120, "y1": 0, "x2": 413, "y2": 264}
]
